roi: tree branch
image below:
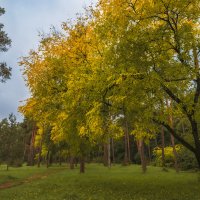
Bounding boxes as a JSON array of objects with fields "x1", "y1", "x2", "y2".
[
  {"x1": 161, "y1": 83, "x2": 189, "y2": 115},
  {"x1": 153, "y1": 118, "x2": 196, "y2": 153}
]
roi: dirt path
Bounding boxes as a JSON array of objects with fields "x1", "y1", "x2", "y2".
[{"x1": 0, "y1": 168, "x2": 65, "y2": 190}]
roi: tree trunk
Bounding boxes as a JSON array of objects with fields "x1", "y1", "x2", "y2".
[
  {"x1": 168, "y1": 99, "x2": 179, "y2": 172},
  {"x1": 28, "y1": 127, "x2": 37, "y2": 166},
  {"x1": 37, "y1": 149, "x2": 42, "y2": 168},
  {"x1": 69, "y1": 156, "x2": 74, "y2": 169},
  {"x1": 127, "y1": 132, "x2": 131, "y2": 164},
  {"x1": 103, "y1": 139, "x2": 111, "y2": 167},
  {"x1": 75, "y1": 157, "x2": 78, "y2": 167},
  {"x1": 192, "y1": 46, "x2": 200, "y2": 169},
  {"x1": 191, "y1": 120, "x2": 200, "y2": 169},
  {"x1": 154, "y1": 137, "x2": 158, "y2": 146},
  {"x1": 80, "y1": 157, "x2": 85, "y2": 173},
  {"x1": 46, "y1": 150, "x2": 49, "y2": 168},
  {"x1": 195, "y1": 151, "x2": 200, "y2": 169},
  {"x1": 124, "y1": 114, "x2": 131, "y2": 165},
  {"x1": 171, "y1": 134, "x2": 179, "y2": 172},
  {"x1": 148, "y1": 143, "x2": 151, "y2": 163},
  {"x1": 23, "y1": 143, "x2": 27, "y2": 163},
  {"x1": 59, "y1": 150, "x2": 62, "y2": 166},
  {"x1": 103, "y1": 143, "x2": 108, "y2": 167},
  {"x1": 161, "y1": 126, "x2": 165, "y2": 168},
  {"x1": 107, "y1": 138, "x2": 111, "y2": 168},
  {"x1": 138, "y1": 139, "x2": 147, "y2": 173},
  {"x1": 37, "y1": 139, "x2": 42, "y2": 168},
  {"x1": 111, "y1": 138, "x2": 115, "y2": 164},
  {"x1": 124, "y1": 130, "x2": 129, "y2": 165}
]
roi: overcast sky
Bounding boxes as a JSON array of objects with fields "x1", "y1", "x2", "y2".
[{"x1": 0, "y1": 0, "x2": 96, "y2": 121}]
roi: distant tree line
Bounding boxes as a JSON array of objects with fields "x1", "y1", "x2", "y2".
[{"x1": 0, "y1": 115, "x2": 197, "y2": 172}]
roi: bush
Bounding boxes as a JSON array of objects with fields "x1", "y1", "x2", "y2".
[
  {"x1": 153, "y1": 145, "x2": 181, "y2": 168},
  {"x1": 178, "y1": 146, "x2": 198, "y2": 170},
  {"x1": 153, "y1": 145, "x2": 198, "y2": 170}
]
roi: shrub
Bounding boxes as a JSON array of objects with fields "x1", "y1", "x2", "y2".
[
  {"x1": 153, "y1": 145, "x2": 181, "y2": 168},
  {"x1": 178, "y1": 146, "x2": 198, "y2": 170},
  {"x1": 153, "y1": 145, "x2": 198, "y2": 170}
]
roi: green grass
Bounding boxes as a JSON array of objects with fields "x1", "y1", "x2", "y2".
[
  {"x1": 0, "y1": 164, "x2": 58, "y2": 185},
  {"x1": 0, "y1": 164, "x2": 199, "y2": 200}
]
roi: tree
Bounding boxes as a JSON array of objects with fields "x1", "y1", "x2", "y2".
[
  {"x1": 92, "y1": 0, "x2": 200, "y2": 168},
  {"x1": 19, "y1": 0, "x2": 200, "y2": 171},
  {"x1": 0, "y1": 114, "x2": 25, "y2": 169},
  {"x1": 0, "y1": 7, "x2": 11, "y2": 82}
]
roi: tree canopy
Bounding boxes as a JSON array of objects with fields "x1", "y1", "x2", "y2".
[{"x1": 19, "y1": 0, "x2": 200, "y2": 169}]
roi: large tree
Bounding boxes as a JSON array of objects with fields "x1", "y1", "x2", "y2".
[
  {"x1": 19, "y1": 0, "x2": 200, "y2": 170},
  {"x1": 94, "y1": 0, "x2": 200, "y2": 167}
]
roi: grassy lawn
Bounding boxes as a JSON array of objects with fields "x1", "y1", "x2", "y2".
[
  {"x1": 0, "y1": 164, "x2": 199, "y2": 200},
  {"x1": 0, "y1": 164, "x2": 61, "y2": 185}
]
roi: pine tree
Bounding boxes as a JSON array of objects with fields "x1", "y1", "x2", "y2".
[{"x1": 0, "y1": 7, "x2": 11, "y2": 82}]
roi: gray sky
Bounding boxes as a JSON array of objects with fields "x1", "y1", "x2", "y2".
[{"x1": 0, "y1": 0, "x2": 96, "y2": 121}]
